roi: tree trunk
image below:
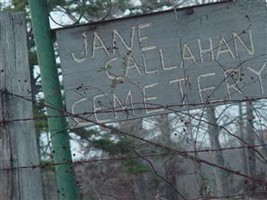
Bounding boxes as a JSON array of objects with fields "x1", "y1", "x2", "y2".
[
  {"x1": 207, "y1": 106, "x2": 229, "y2": 197},
  {"x1": 133, "y1": 174, "x2": 148, "y2": 200},
  {"x1": 119, "y1": 119, "x2": 148, "y2": 200},
  {"x1": 245, "y1": 102, "x2": 256, "y2": 195},
  {"x1": 158, "y1": 114, "x2": 179, "y2": 200},
  {"x1": 238, "y1": 103, "x2": 248, "y2": 176},
  {"x1": 246, "y1": 103, "x2": 256, "y2": 177}
]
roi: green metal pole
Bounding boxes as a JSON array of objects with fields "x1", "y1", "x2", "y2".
[{"x1": 28, "y1": 1, "x2": 78, "y2": 199}]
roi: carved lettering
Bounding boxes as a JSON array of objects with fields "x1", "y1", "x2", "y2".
[
  {"x1": 233, "y1": 30, "x2": 255, "y2": 56},
  {"x1": 104, "y1": 57, "x2": 121, "y2": 80},
  {"x1": 92, "y1": 32, "x2": 110, "y2": 58},
  {"x1": 137, "y1": 23, "x2": 156, "y2": 52},
  {"x1": 247, "y1": 61, "x2": 267, "y2": 95},
  {"x1": 93, "y1": 94, "x2": 111, "y2": 123},
  {"x1": 113, "y1": 27, "x2": 135, "y2": 54},
  {"x1": 182, "y1": 43, "x2": 197, "y2": 64},
  {"x1": 224, "y1": 69, "x2": 243, "y2": 99},
  {"x1": 142, "y1": 50, "x2": 159, "y2": 74},
  {"x1": 160, "y1": 49, "x2": 177, "y2": 71},
  {"x1": 143, "y1": 83, "x2": 164, "y2": 114},
  {"x1": 169, "y1": 78, "x2": 186, "y2": 104},
  {"x1": 198, "y1": 73, "x2": 216, "y2": 103},
  {"x1": 71, "y1": 32, "x2": 88, "y2": 63},
  {"x1": 198, "y1": 38, "x2": 214, "y2": 63},
  {"x1": 126, "y1": 55, "x2": 142, "y2": 77},
  {"x1": 113, "y1": 90, "x2": 135, "y2": 118},
  {"x1": 216, "y1": 36, "x2": 234, "y2": 60}
]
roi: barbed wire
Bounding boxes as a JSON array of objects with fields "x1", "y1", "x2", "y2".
[
  {"x1": 4, "y1": 87, "x2": 267, "y2": 199},
  {"x1": 48, "y1": 0, "x2": 112, "y2": 27},
  {"x1": 1, "y1": 143, "x2": 266, "y2": 171},
  {"x1": 5, "y1": 90, "x2": 267, "y2": 123},
  {"x1": 3, "y1": 90, "x2": 267, "y2": 181},
  {"x1": 47, "y1": 0, "x2": 230, "y2": 27}
]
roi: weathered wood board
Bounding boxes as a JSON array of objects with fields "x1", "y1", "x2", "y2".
[
  {"x1": 0, "y1": 13, "x2": 44, "y2": 200},
  {"x1": 56, "y1": 1, "x2": 267, "y2": 127}
]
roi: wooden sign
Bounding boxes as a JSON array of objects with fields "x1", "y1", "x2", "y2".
[{"x1": 56, "y1": 1, "x2": 267, "y2": 127}]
